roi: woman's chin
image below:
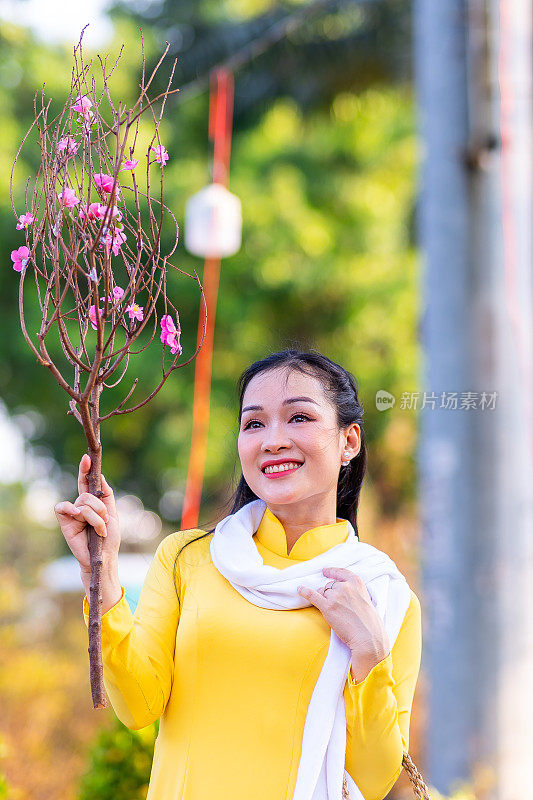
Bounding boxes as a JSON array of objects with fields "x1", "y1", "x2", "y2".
[{"x1": 256, "y1": 487, "x2": 308, "y2": 505}]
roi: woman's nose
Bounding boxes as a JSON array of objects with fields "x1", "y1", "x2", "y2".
[
  {"x1": 260, "y1": 424, "x2": 291, "y2": 452},
  {"x1": 262, "y1": 443, "x2": 290, "y2": 453}
]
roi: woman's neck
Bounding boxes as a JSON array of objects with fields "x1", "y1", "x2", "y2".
[{"x1": 266, "y1": 496, "x2": 338, "y2": 555}]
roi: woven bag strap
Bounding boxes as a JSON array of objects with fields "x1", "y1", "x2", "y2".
[{"x1": 341, "y1": 752, "x2": 432, "y2": 800}]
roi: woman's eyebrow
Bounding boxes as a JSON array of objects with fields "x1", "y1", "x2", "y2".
[{"x1": 242, "y1": 396, "x2": 319, "y2": 413}]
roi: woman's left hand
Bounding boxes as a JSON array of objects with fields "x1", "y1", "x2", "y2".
[{"x1": 297, "y1": 566, "x2": 391, "y2": 675}]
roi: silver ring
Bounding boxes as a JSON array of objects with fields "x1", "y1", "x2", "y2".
[{"x1": 323, "y1": 580, "x2": 337, "y2": 594}]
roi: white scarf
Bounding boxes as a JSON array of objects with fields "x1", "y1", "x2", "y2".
[{"x1": 209, "y1": 498, "x2": 412, "y2": 800}]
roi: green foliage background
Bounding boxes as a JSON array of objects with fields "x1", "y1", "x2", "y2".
[
  {"x1": 0, "y1": 12, "x2": 419, "y2": 534},
  {"x1": 78, "y1": 718, "x2": 159, "y2": 800}
]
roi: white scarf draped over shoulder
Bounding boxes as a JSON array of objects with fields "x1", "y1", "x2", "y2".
[{"x1": 210, "y1": 498, "x2": 412, "y2": 800}]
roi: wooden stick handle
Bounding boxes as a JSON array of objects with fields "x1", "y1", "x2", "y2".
[{"x1": 87, "y1": 489, "x2": 108, "y2": 709}]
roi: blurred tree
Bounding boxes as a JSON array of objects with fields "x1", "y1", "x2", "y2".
[
  {"x1": 110, "y1": 0, "x2": 411, "y2": 123},
  {"x1": 0, "y1": 560, "x2": 110, "y2": 800},
  {"x1": 77, "y1": 717, "x2": 158, "y2": 800}
]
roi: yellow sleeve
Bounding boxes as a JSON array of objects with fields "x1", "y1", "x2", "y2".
[
  {"x1": 343, "y1": 590, "x2": 422, "y2": 800},
  {"x1": 82, "y1": 532, "x2": 182, "y2": 730}
]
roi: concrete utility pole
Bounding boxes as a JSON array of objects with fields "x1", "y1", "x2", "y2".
[{"x1": 414, "y1": 1, "x2": 533, "y2": 798}]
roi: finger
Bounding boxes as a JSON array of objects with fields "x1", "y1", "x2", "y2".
[
  {"x1": 99, "y1": 473, "x2": 117, "y2": 516},
  {"x1": 55, "y1": 501, "x2": 85, "y2": 518},
  {"x1": 297, "y1": 584, "x2": 328, "y2": 611},
  {"x1": 76, "y1": 492, "x2": 109, "y2": 521},
  {"x1": 75, "y1": 504, "x2": 107, "y2": 537},
  {"x1": 78, "y1": 454, "x2": 91, "y2": 496},
  {"x1": 322, "y1": 566, "x2": 357, "y2": 582},
  {"x1": 323, "y1": 567, "x2": 373, "y2": 603},
  {"x1": 324, "y1": 567, "x2": 373, "y2": 603}
]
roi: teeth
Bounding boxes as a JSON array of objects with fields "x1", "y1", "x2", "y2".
[{"x1": 263, "y1": 462, "x2": 302, "y2": 474}]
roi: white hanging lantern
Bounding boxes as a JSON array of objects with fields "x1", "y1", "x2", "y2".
[{"x1": 184, "y1": 183, "x2": 242, "y2": 258}]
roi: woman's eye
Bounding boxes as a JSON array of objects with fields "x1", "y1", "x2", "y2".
[
  {"x1": 243, "y1": 420, "x2": 260, "y2": 430},
  {"x1": 242, "y1": 414, "x2": 311, "y2": 430}
]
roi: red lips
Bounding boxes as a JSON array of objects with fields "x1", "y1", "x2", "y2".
[{"x1": 260, "y1": 458, "x2": 304, "y2": 471}]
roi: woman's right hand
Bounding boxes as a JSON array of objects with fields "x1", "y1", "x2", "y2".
[{"x1": 54, "y1": 454, "x2": 121, "y2": 574}]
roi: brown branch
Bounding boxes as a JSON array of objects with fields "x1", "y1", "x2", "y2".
[
  {"x1": 68, "y1": 398, "x2": 83, "y2": 424},
  {"x1": 99, "y1": 268, "x2": 206, "y2": 421},
  {"x1": 12, "y1": 29, "x2": 203, "y2": 711}
]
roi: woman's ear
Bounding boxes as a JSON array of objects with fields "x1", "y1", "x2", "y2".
[{"x1": 343, "y1": 423, "x2": 361, "y2": 460}]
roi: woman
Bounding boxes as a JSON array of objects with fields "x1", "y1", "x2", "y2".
[{"x1": 55, "y1": 349, "x2": 422, "y2": 800}]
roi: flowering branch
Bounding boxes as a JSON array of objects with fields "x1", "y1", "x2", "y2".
[{"x1": 10, "y1": 28, "x2": 207, "y2": 709}]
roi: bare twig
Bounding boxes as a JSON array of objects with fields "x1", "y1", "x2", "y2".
[{"x1": 11, "y1": 28, "x2": 203, "y2": 710}]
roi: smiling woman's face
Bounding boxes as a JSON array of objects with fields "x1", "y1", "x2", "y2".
[{"x1": 237, "y1": 366, "x2": 356, "y2": 516}]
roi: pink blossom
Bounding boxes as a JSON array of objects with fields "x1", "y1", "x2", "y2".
[
  {"x1": 121, "y1": 158, "x2": 139, "y2": 171},
  {"x1": 126, "y1": 303, "x2": 144, "y2": 322},
  {"x1": 151, "y1": 144, "x2": 169, "y2": 166},
  {"x1": 16, "y1": 213, "x2": 35, "y2": 230},
  {"x1": 58, "y1": 137, "x2": 79, "y2": 155},
  {"x1": 98, "y1": 229, "x2": 126, "y2": 256},
  {"x1": 79, "y1": 202, "x2": 105, "y2": 221},
  {"x1": 160, "y1": 313, "x2": 177, "y2": 337},
  {"x1": 160, "y1": 328, "x2": 172, "y2": 346},
  {"x1": 162, "y1": 330, "x2": 181, "y2": 354},
  {"x1": 58, "y1": 187, "x2": 80, "y2": 208},
  {"x1": 93, "y1": 173, "x2": 116, "y2": 194},
  {"x1": 111, "y1": 230, "x2": 127, "y2": 256},
  {"x1": 100, "y1": 204, "x2": 123, "y2": 223},
  {"x1": 168, "y1": 332, "x2": 182, "y2": 355},
  {"x1": 160, "y1": 314, "x2": 182, "y2": 355},
  {"x1": 11, "y1": 245, "x2": 30, "y2": 272},
  {"x1": 80, "y1": 202, "x2": 122, "y2": 223},
  {"x1": 101, "y1": 286, "x2": 125, "y2": 304},
  {"x1": 89, "y1": 304, "x2": 104, "y2": 330},
  {"x1": 72, "y1": 95, "x2": 93, "y2": 119}
]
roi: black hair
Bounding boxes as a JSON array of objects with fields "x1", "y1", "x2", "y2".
[{"x1": 171, "y1": 348, "x2": 367, "y2": 604}]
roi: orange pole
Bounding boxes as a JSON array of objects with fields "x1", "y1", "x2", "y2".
[
  {"x1": 180, "y1": 256, "x2": 221, "y2": 529},
  {"x1": 180, "y1": 69, "x2": 234, "y2": 530}
]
